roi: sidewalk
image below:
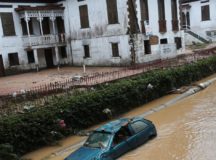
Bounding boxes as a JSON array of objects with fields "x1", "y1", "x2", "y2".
[{"x1": 0, "y1": 67, "x2": 120, "y2": 96}]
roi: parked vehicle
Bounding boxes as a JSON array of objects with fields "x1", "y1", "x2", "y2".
[{"x1": 65, "y1": 116, "x2": 157, "y2": 160}]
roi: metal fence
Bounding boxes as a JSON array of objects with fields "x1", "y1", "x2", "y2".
[{"x1": 1, "y1": 46, "x2": 216, "y2": 101}]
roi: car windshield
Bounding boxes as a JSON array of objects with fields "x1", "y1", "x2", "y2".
[{"x1": 84, "y1": 132, "x2": 112, "y2": 148}]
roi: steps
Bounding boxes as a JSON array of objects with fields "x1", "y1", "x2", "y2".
[{"x1": 185, "y1": 30, "x2": 209, "y2": 44}]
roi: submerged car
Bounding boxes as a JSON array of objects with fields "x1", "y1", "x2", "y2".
[{"x1": 65, "y1": 116, "x2": 157, "y2": 160}]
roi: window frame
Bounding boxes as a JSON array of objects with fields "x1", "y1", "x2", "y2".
[
  {"x1": 0, "y1": 12, "x2": 16, "y2": 36},
  {"x1": 27, "y1": 50, "x2": 35, "y2": 64},
  {"x1": 111, "y1": 43, "x2": 120, "y2": 58},
  {"x1": 79, "y1": 5, "x2": 90, "y2": 29},
  {"x1": 83, "y1": 45, "x2": 90, "y2": 58},
  {"x1": 106, "y1": 0, "x2": 119, "y2": 24},
  {"x1": 8, "y1": 52, "x2": 19, "y2": 66},
  {"x1": 201, "y1": 5, "x2": 210, "y2": 21},
  {"x1": 130, "y1": 120, "x2": 149, "y2": 134}
]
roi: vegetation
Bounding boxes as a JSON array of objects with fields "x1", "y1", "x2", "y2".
[{"x1": 1, "y1": 56, "x2": 216, "y2": 158}]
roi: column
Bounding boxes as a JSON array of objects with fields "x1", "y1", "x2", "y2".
[
  {"x1": 55, "y1": 46, "x2": 60, "y2": 70},
  {"x1": 33, "y1": 49, "x2": 39, "y2": 72},
  {"x1": 50, "y1": 11, "x2": 56, "y2": 35},
  {"x1": 37, "y1": 11, "x2": 44, "y2": 36},
  {"x1": 25, "y1": 11, "x2": 31, "y2": 46}
]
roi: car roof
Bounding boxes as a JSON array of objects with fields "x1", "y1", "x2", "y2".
[{"x1": 96, "y1": 116, "x2": 144, "y2": 134}]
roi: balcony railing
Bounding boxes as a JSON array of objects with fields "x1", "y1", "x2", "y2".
[{"x1": 22, "y1": 34, "x2": 66, "y2": 47}]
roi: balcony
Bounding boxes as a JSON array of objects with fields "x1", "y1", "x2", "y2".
[{"x1": 22, "y1": 34, "x2": 66, "y2": 47}]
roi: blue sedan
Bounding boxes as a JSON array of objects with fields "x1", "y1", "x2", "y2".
[{"x1": 65, "y1": 116, "x2": 157, "y2": 160}]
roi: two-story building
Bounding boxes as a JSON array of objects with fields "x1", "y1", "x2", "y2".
[
  {"x1": 0, "y1": 0, "x2": 184, "y2": 76},
  {"x1": 0, "y1": 0, "x2": 69, "y2": 76},
  {"x1": 64, "y1": 0, "x2": 184, "y2": 66},
  {"x1": 181, "y1": 0, "x2": 216, "y2": 44}
]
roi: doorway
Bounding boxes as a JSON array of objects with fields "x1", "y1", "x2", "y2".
[
  {"x1": 44, "y1": 49, "x2": 54, "y2": 68},
  {"x1": 0, "y1": 55, "x2": 5, "y2": 76}
]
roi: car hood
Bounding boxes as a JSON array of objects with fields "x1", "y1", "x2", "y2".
[{"x1": 65, "y1": 146, "x2": 103, "y2": 160}]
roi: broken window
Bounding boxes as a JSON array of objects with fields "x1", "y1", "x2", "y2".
[
  {"x1": 106, "y1": 0, "x2": 119, "y2": 24},
  {"x1": 59, "y1": 46, "x2": 67, "y2": 58},
  {"x1": 79, "y1": 5, "x2": 90, "y2": 28},
  {"x1": 8, "y1": 53, "x2": 19, "y2": 66},
  {"x1": 201, "y1": 5, "x2": 210, "y2": 21},
  {"x1": 144, "y1": 40, "x2": 151, "y2": 54},
  {"x1": 0, "y1": 13, "x2": 16, "y2": 36},
  {"x1": 27, "y1": 50, "x2": 35, "y2": 64},
  {"x1": 84, "y1": 45, "x2": 90, "y2": 58},
  {"x1": 111, "y1": 43, "x2": 120, "y2": 57}
]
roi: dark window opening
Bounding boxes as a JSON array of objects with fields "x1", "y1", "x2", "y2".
[
  {"x1": 59, "y1": 46, "x2": 67, "y2": 58},
  {"x1": 27, "y1": 50, "x2": 35, "y2": 64},
  {"x1": 174, "y1": 37, "x2": 182, "y2": 50},
  {"x1": 0, "y1": 13, "x2": 16, "y2": 36},
  {"x1": 106, "y1": 0, "x2": 119, "y2": 24},
  {"x1": 42, "y1": 17, "x2": 50, "y2": 35},
  {"x1": 111, "y1": 43, "x2": 120, "y2": 57},
  {"x1": 8, "y1": 53, "x2": 19, "y2": 66},
  {"x1": 112, "y1": 127, "x2": 131, "y2": 146},
  {"x1": 79, "y1": 5, "x2": 90, "y2": 28},
  {"x1": 56, "y1": 17, "x2": 65, "y2": 33},
  {"x1": 84, "y1": 45, "x2": 90, "y2": 58},
  {"x1": 201, "y1": 5, "x2": 210, "y2": 21},
  {"x1": 21, "y1": 18, "x2": 33, "y2": 35},
  {"x1": 144, "y1": 40, "x2": 151, "y2": 54},
  {"x1": 160, "y1": 38, "x2": 168, "y2": 44}
]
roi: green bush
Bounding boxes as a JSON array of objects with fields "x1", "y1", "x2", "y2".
[{"x1": 1, "y1": 56, "x2": 216, "y2": 158}]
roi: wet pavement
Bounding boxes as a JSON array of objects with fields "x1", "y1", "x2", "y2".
[
  {"x1": 0, "y1": 67, "x2": 120, "y2": 96},
  {"x1": 23, "y1": 74, "x2": 216, "y2": 160}
]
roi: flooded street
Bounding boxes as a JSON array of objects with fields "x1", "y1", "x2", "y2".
[
  {"x1": 121, "y1": 80, "x2": 216, "y2": 160},
  {"x1": 23, "y1": 75, "x2": 216, "y2": 160}
]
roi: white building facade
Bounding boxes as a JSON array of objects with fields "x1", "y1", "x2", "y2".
[
  {"x1": 64, "y1": 0, "x2": 185, "y2": 66},
  {"x1": 0, "y1": 0, "x2": 69, "y2": 76},
  {"x1": 181, "y1": 0, "x2": 216, "y2": 44},
  {"x1": 0, "y1": 0, "x2": 184, "y2": 76}
]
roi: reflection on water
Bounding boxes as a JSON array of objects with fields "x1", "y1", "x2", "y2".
[
  {"x1": 120, "y1": 82, "x2": 216, "y2": 160},
  {"x1": 23, "y1": 79, "x2": 216, "y2": 160}
]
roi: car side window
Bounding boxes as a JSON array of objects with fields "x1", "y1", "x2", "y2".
[
  {"x1": 112, "y1": 126, "x2": 131, "y2": 147},
  {"x1": 130, "y1": 121, "x2": 148, "y2": 134}
]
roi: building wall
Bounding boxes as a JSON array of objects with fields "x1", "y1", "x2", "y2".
[
  {"x1": 0, "y1": 2, "x2": 69, "y2": 73},
  {"x1": 183, "y1": 0, "x2": 216, "y2": 39},
  {"x1": 64, "y1": 0, "x2": 184, "y2": 66},
  {"x1": 0, "y1": 0, "x2": 185, "y2": 72}
]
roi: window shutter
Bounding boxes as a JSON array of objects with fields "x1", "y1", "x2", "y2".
[
  {"x1": 106, "y1": 0, "x2": 119, "y2": 24},
  {"x1": 1, "y1": 13, "x2": 16, "y2": 36},
  {"x1": 79, "y1": 5, "x2": 89, "y2": 28}
]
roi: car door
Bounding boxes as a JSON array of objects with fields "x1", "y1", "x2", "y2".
[
  {"x1": 109, "y1": 133, "x2": 131, "y2": 159},
  {"x1": 127, "y1": 120, "x2": 150, "y2": 148}
]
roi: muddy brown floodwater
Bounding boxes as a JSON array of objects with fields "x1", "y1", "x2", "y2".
[{"x1": 23, "y1": 75, "x2": 216, "y2": 160}]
